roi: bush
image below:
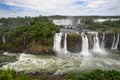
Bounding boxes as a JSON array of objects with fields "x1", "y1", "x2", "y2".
[
  {"x1": 0, "y1": 69, "x2": 31, "y2": 80},
  {"x1": 65, "y1": 69, "x2": 120, "y2": 80}
]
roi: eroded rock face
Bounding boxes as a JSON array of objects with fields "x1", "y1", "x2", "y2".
[
  {"x1": 67, "y1": 34, "x2": 82, "y2": 52},
  {"x1": 104, "y1": 33, "x2": 114, "y2": 49}
]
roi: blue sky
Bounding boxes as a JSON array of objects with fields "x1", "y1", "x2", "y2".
[
  {"x1": 0, "y1": 3, "x2": 26, "y2": 12},
  {"x1": 74, "y1": 1, "x2": 87, "y2": 6},
  {"x1": 0, "y1": 0, "x2": 120, "y2": 17}
]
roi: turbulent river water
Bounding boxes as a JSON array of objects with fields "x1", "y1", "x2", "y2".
[{"x1": 0, "y1": 49, "x2": 120, "y2": 74}]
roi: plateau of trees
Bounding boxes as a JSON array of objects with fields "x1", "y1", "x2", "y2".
[
  {"x1": 84, "y1": 20, "x2": 120, "y2": 32},
  {"x1": 0, "y1": 16, "x2": 60, "y2": 53}
]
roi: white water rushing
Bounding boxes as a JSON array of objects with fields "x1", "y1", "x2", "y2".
[
  {"x1": 2, "y1": 52, "x2": 120, "y2": 73},
  {"x1": 111, "y1": 33, "x2": 120, "y2": 49},
  {"x1": 101, "y1": 33, "x2": 105, "y2": 48},
  {"x1": 63, "y1": 33, "x2": 68, "y2": 54},
  {"x1": 53, "y1": 32, "x2": 110, "y2": 56},
  {"x1": 93, "y1": 32, "x2": 102, "y2": 53},
  {"x1": 114, "y1": 33, "x2": 120, "y2": 49},
  {"x1": 80, "y1": 33, "x2": 90, "y2": 57},
  {"x1": 53, "y1": 32, "x2": 62, "y2": 54},
  {"x1": 2, "y1": 35, "x2": 6, "y2": 43}
]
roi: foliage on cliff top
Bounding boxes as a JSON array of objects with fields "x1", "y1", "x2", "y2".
[
  {"x1": 0, "y1": 16, "x2": 59, "y2": 53},
  {"x1": 84, "y1": 20, "x2": 120, "y2": 33},
  {"x1": 6, "y1": 16, "x2": 60, "y2": 41}
]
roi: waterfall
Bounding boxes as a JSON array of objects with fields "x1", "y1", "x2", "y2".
[
  {"x1": 111, "y1": 33, "x2": 120, "y2": 49},
  {"x1": 80, "y1": 33, "x2": 90, "y2": 57},
  {"x1": 77, "y1": 19, "x2": 81, "y2": 25},
  {"x1": 111, "y1": 33, "x2": 116, "y2": 49},
  {"x1": 63, "y1": 33, "x2": 68, "y2": 54},
  {"x1": 114, "y1": 33, "x2": 120, "y2": 49},
  {"x1": 93, "y1": 32, "x2": 102, "y2": 53},
  {"x1": 2, "y1": 35, "x2": 6, "y2": 43},
  {"x1": 53, "y1": 32, "x2": 62, "y2": 53},
  {"x1": 101, "y1": 33, "x2": 105, "y2": 48}
]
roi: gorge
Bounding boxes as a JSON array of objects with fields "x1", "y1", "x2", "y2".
[
  {"x1": 1, "y1": 16, "x2": 120, "y2": 75},
  {"x1": 0, "y1": 16, "x2": 120, "y2": 80}
]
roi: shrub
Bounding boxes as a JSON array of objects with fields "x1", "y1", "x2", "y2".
[
  {"x1": 0, "y1": 69, "x2": 31, "y2": 80},
  {"x1": 65, "y1": 69, "x2": 120, "y2": 80}
]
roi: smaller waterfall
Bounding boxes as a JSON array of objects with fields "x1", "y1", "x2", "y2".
[
  {"x1": 53, "y1": 33, "x2": 62, "y2": 53},
  {"x1": 114, "y1": 33, "x2": 120, "y2": 49},
  {"x1": 2, "y1": 35, "x2": 6, "y2": 43},
  {"x1": 93, "y1": 32, "x2": 102, "y2": 53},
  {"x1": 63, "y1": 33, "x2": 68, "y2": 54},
  {"x1": 101, "y1": 33, "x2": 105, "y2": 48},
  {"x1": 77, "y1": 19, "x2": 81, "y2": 25},
  {"x1": 80, "y1": 33, "x2": 90, "y2": 57},
  {"x1": 111, "y1": 33, "x2": 116, "y2": 49},
  {"x1": 111, "y1": 33, "x2": 120, "y2": 49}
]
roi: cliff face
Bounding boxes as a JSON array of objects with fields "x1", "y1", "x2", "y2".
[
  {"x1": 67, "y1": 34, "x2": 81, "y2": 52},
  {"x1": 0, "y1": 32, "x2": 119, "y2": 54},
  {"x1": 0, "y1": 37, "x2": 54, "y2": 54}
]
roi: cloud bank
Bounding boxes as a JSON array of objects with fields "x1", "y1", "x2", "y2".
[{"x1": 0, "y1": 0, "x2": 120, "y2": 17}]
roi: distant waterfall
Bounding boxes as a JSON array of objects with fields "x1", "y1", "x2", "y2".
[
  {"x1": 63, "y1": 33, "x2": 68, "y2": 54},
  {"x1": 2, "y1": 35, "x2": 6, "y2": 43},
  {"x1": 101, "y1": 33, "x2": 105, "y2": 48},
  {"x1": 111, "y1": 33, "x2": 120, "y2": 49},
  {"x1": 53, "y1": 33, "x2": 62, "y2": 53},
  {"x1": 93, "y1": 32, "x2": 102, "y2": 53},
  {"x1": 80, "y1": 33, "x2": 90, "y2": 57}
]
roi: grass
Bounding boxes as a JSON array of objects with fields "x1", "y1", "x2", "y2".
[
  {"x1": 0, "y1": 69, "x2": 120, "y2": 80},
  {"x1": 0, "y1": 69, "x2": 32, "y2": 80},
  {"x1": 65, "y1": 69, "x2": 120, "y2": 80}
]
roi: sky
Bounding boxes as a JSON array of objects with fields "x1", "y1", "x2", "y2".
[{"x1": 0, "y1": 0, "x2": 120, "y2": 17}]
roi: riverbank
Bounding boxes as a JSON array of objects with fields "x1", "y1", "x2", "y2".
[{"x1": 0, "y1": 69, "x2": 120, "y2": 80}]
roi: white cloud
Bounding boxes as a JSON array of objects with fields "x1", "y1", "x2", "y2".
[{"x1": 0, "y1": 0, "x2": 120, "y2": 17}]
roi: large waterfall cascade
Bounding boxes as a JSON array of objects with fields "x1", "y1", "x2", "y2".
[{"x1": 53, "y1": 32, "x2": 120, "y2": 56}]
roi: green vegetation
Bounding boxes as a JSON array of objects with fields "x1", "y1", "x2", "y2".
[
  {"x1": 84, "y1": 20, "x2": 120, "y2": 32},
  {"x1": 0, "y1": 16, "x2": 60, "y2": 54},
  {"x1": 65, "y1": 69, "x2": 120, "y2": 80},
  {"x1": 1, "y1": 69, "x2": 120, "y2": 80},
  {"x1": 48, "y1": 15, "x2": 120, "y2": 19},
  {"x1": 6, "y1": 16, "x2": 59, "y2": 41},
  {"x1": 0, "y1": 69, "x2": 31, "y2": 80}
]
